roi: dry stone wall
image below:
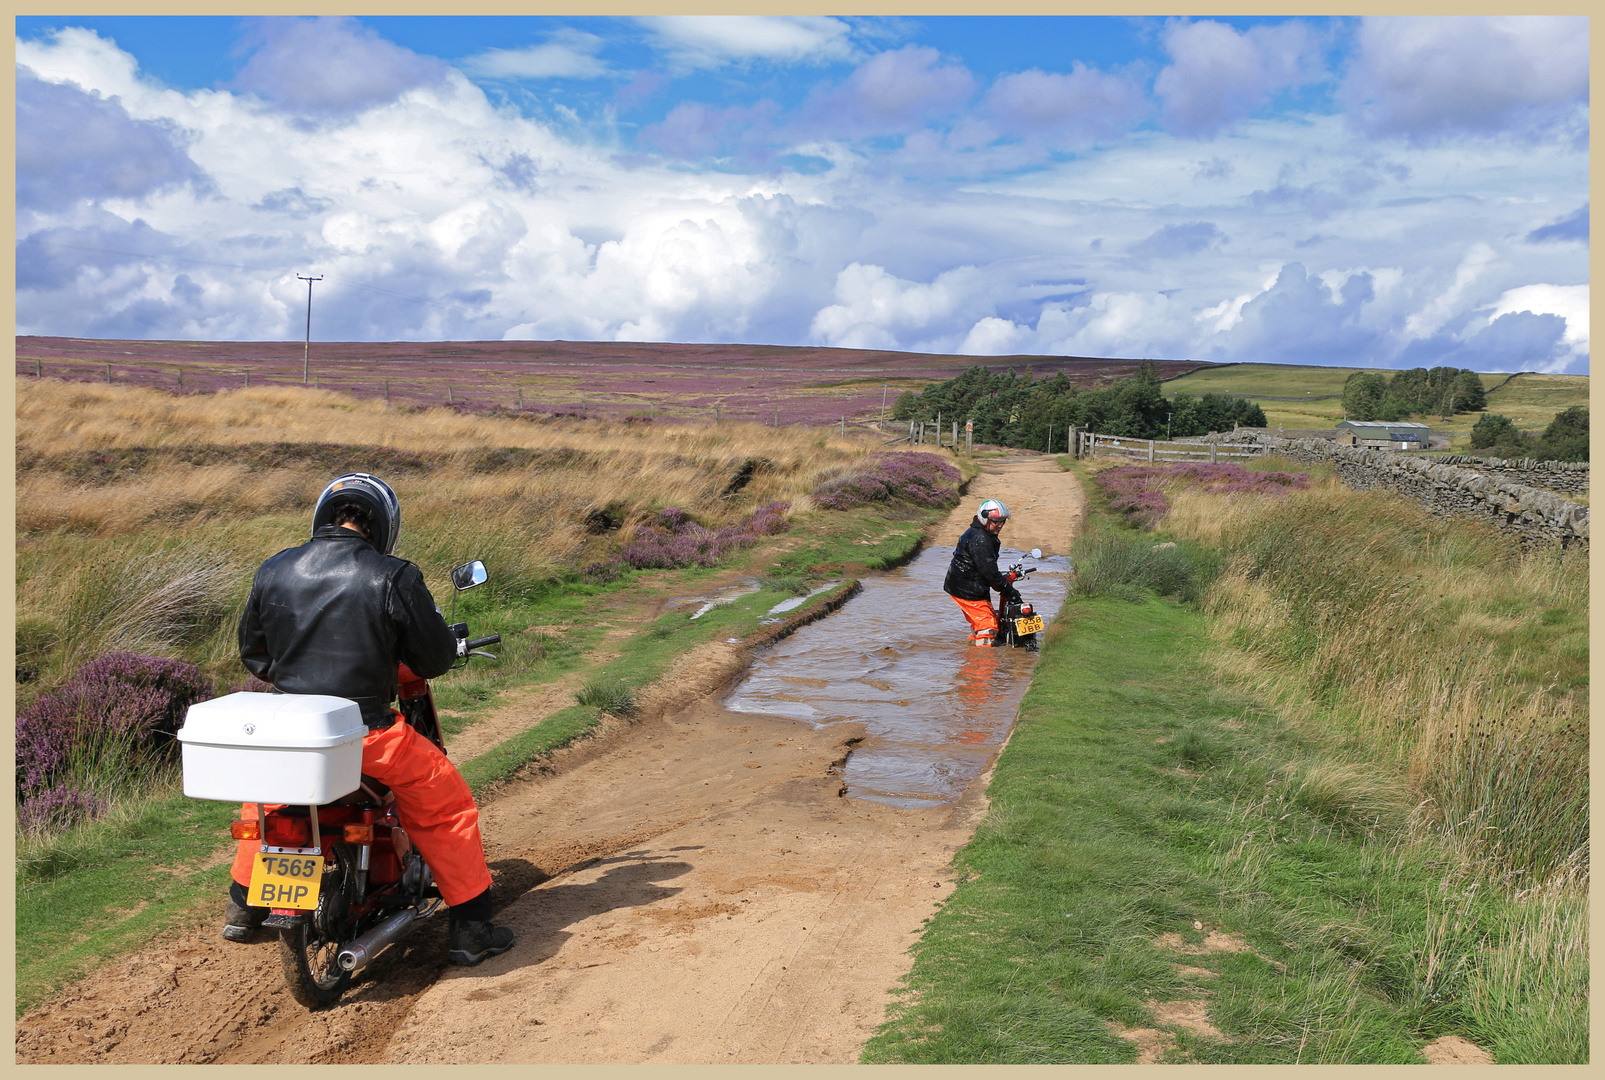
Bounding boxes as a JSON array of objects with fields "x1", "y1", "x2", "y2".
[
  {"x1": 1426, "y1": 454, "x2": 1588, "y2": 496},
  {"x1": 1259, "y1": 437, "x2": 1589, "y2": 547}
]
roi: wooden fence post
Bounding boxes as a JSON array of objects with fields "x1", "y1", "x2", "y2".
[{"x1": 1148, "y1": 439, "x2": 1155, "y2": 464}]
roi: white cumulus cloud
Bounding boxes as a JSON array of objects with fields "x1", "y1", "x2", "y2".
[
  {"x1": 1341, "y1": 16, "x2": 1589, "y2": 143},
  {"x1": 1155, "y1": 19, "x2": 1325, "y2": 137},
  {"x1": 638, "y1": 16, "x2": 858, "y2": 71},
  {"x1": 460, "y1": 29, "x2": 614, "y2": 81}
]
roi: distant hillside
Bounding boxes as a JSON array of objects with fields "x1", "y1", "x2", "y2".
[{"x1": 14, "y1": 336, "x2": 1217, "y2": 426}]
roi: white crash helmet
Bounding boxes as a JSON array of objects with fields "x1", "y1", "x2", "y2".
[{"x1": 977, "y1": 499, "x2": 1010, "y2": 526}]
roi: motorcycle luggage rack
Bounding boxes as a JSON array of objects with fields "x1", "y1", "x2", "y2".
[{"x1": 257, "y1": 802, "x2": 324, "y2": 856}]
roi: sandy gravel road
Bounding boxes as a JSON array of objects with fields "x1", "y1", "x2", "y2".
[{"x1": 16, "y1": 452, "x2": 1085, "y2": 1065}]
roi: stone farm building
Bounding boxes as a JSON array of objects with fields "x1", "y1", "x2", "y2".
[{"x1": 1335, "y1": 420, "x2": 1431, "y2": 451}]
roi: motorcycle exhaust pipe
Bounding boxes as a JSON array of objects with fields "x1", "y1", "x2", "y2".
[{"x1": 337, "y1": 908, "x2": 422, "y2": 974}]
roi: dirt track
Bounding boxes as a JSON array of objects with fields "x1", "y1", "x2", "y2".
[{"x1": 16, "y1": 452, "x2": 1085, "y2": 1065}]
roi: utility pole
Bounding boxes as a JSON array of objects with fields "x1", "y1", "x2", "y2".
[{"x1": 297, "y1": 274, "x2": 322, "y2": 384}]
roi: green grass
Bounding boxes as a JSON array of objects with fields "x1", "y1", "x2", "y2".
[
  {"x1": 1158, "y1": 364, "x2": 1588, "y2": 446},
  {"x1": 1429, "y1": 372, "x2": 1590, "y2": 451},
  {"x1": 863, "y1": 593, "x2": 1586, "y2": 1063},
  {"x1": 15, "y1": 790, "x2": 241, "y2": 1016},
  {"x1": 1163, "y1": 362, "x2": 1365, "y2": 401}
]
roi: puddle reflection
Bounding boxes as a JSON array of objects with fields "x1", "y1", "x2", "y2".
[{"x1": 724, "y1": 546, "x2": 1068, "y2": 807}]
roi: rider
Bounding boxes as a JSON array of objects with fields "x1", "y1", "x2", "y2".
[
  {"x1": 944, "y1": 499, "x2": 1021, "y2": 647},
  {"x1": 224, "y1": 473, "x2": 516, "y2": 967}
]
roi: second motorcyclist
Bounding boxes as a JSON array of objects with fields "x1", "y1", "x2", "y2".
[{"x1": 943, "y1": 498, "x2": 1022, "y2": 647}]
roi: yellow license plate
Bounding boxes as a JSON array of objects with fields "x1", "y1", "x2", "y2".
[
  {"x1": 247, "y1": 851, "x2": 324, "y2": 910},
  {"x1": 1016, "y1": 616, "x2": 1044, "y2": 635}
]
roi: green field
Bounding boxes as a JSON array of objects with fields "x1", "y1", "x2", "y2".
[{"x1": 1163, "y1": 364, "x2": 1589, "y2": 450}]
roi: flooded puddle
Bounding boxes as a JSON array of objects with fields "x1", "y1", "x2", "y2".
[
  {"x1": 764, "y1": 581, "x2": 841, "y2": 620},
  {"x1": 665, "y1": 579, "x2": 762, "y2": 620},
  {"x1": 724, "y1": 546, "x2": 1069, "y2": 808}
]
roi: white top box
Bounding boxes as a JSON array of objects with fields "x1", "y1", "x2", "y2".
[{"x1": 178, "y1": 692, "x2": 368, "y2": 804}]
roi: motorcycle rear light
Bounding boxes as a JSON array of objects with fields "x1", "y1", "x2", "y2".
[
  {"x1": 230, "y1": 821, "x2": 260, "y2": 841},
  {"x1": 1022, "y1": 605, "x2": 1034, "y2": 615},
  {"x1": 263, "y1": 816, "x2": 311, "y2": 847},
  {"x1": 343, "y1": 824, "x2": 374, "y2": 843}
]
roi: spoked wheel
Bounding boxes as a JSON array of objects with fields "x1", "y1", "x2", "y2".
[
  {"x1": 279, "y1": 920, "x2": 351, "y2": 1009},
  {"x1": 279, "y1": 843, "x2": 355, "y2": 1009}
]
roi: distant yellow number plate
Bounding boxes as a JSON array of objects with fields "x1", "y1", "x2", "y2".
[
  {"x1": 1016, "y1": 616, "x2": 1044, "y2": 635},
  {"x1": 247, "y1": 852, "x2": 324, "y2": 910}
]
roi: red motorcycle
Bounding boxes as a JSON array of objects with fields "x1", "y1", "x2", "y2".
[
  {"x1": 187, "y1": 560, "x2": 499, "y2": 1009},
  {"x1": 997, "y1": 548, "x2": 1045, "y2": 651}
]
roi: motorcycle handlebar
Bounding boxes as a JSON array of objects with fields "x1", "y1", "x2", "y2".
[{"x1": 467, "y1": 634, "x2": 501, "y2": 650}]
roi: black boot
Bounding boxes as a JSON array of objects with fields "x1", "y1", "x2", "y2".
[
  {"x1": 222, "y1": 880, "x2": 268, "y2": 943},
  {"x1": 447, "y1": 887, "x2": 515, "y2": 966},
  {"x1": 448, "y1": 920, "x2": 516, "y2": 966}
]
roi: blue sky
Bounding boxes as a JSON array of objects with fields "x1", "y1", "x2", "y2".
[{"x1": 15, "y1": 15, "x2": 1590, "y2": 371}]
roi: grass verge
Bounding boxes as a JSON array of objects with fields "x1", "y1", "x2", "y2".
[{"x1": 862, "y1": 593, "x2": 1585, "y2": 1063}]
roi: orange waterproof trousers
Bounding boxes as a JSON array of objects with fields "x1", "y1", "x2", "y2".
[
  {"x1": 231, "y1": 715, "x2": 493, "y2": 908},
  {"x1": 951, "y1": 595, "x2": 1000, "y2": 645}
]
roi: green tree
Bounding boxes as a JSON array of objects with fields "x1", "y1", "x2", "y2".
[
  {"x1": 1343, "y1": 372, "x2": 1389, "y2": 420},
  {"x1": 1532, "y1": 406, "x2": 1588, "y2": 462},
  {"x1": 1469, "y1": 413, "x2": 1518, "y2": 450},
  {"x1": 1451, "y1": 369, "x2": 1487, "y2": 413}
]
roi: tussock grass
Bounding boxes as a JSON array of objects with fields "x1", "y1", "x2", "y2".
[
  {"x1": 1072, "y1": 527, "x2": 1213, "y2": 603},
  {"x1": 1172, "y1": 479, "x2": 1587, "y2": 889},
  {"x1": 16, "y1": 377, "x2": 882, "y2": 699},
  {"x1": 574, "y1": 675, "x2": 639, "y2": 717},
  {"x1": 17, "y1": 542, "x2": 242, "y2": 693}
]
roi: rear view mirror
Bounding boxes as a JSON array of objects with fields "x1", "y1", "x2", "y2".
[
  {"x1": 1030, "y1": 548, "x2": 1042, "y2": 560},
  {"x1": 451, "y1": 560, "x2": 488, "y2": 591}
]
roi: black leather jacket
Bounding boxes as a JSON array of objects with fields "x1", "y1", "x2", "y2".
[
  {"x1": 944, "y1": 521, "x2": 1017, "y2": 602},
  {"x1": 237, "y1": 526, "x2": 458, "y2": 727}
]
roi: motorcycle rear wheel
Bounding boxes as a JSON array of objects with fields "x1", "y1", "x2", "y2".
[
  {"x1": 279, "y1": 921, "x2": 351, "y2": 1009},
  {"x1": 279, "y1": 844, "x2": 356, "y2": 1009}
]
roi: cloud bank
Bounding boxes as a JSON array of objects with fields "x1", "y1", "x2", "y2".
[{"x1": 13, "y1": 16, "x2": 1589, "y2": 373}]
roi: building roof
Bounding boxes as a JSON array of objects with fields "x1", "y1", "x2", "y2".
[{"x1": 1338, "y1": 420, "x2": 1430, "y2": 431}]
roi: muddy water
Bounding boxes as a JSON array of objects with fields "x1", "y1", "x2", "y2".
[{"x1": 724, "y1": 546, "x2": 1069, "y2": 808}]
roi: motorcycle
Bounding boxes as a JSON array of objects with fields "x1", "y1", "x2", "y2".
[
  {"x1": 996, "y1": 547, "x2": 1046, "y2": 651},
  {"x1": 223, "y1": 559, "x2": 498, "y2": 1009}
]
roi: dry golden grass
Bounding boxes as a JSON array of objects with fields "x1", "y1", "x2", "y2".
[
  {"x1": 15, "y1": 377, "x2": 888, "y2": 563},
  {"x1": 16, "y1": 376, "x2": 925, "y2": 698},
  {"x1": 16, "y1": 377, "x2": 870, "y2": 460}
]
